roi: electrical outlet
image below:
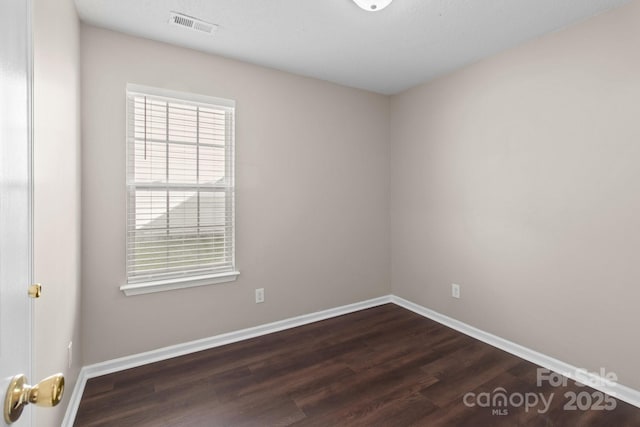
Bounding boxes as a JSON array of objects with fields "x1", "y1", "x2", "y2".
[
  {"x1": 451, "y1": 283, "x2": 461, "y2": 299},
  {"x1": 255, "y1": 288, "x2": 265, "y2": 304},
  {"x1": 68, "y1": 341, "x2": 73, "y2": 369}
]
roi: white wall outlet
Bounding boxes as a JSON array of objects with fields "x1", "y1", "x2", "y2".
[
  {"x1": 255, "y1": 288, "x2": 265, "y2": 304},
  {"x1": 451, "y1": 283, "x2": 461, "y2": 299},
  {"x1": 68, "y1": 341, "x2": 73, "y2": 369}
]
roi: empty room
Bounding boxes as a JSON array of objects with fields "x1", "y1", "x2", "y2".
[{"x1": 1, "y1": 0, "x2": 639, "y2": 426}]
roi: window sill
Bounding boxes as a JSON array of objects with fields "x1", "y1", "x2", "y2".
[{"x1": 120, "y1": 271, "x2": 240, "y2": 296}]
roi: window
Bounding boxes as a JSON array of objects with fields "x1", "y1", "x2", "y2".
[{"x1": 121, "y1": 84, "x2": 238, "y2": 296}]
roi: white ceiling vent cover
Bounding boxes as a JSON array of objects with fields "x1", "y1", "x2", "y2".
[{"x1": 169, "y1": 12, "x2": 217, "y2": 34}]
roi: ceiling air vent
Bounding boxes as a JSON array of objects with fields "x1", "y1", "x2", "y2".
[{"x1": 169, "y1": 12, "x2": 217, "y2": 35}]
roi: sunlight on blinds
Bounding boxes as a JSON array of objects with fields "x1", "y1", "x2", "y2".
[{"x1": 126, "y1": 88, "x2": 235, "y2": 285}]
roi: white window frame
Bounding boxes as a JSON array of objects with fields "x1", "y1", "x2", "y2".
[{"x1": 121, "y1": 84, "x2": 239, "y2": 296}]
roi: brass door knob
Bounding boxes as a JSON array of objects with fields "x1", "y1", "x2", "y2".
[{"x1": 4, "y1": 373, "x2": 64, "y2": 424}]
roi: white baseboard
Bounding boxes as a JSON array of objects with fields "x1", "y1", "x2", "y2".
[
  {"x1": 61, "y1": 295, "x2": 392, "y2": 426},
  {"x1": 61, "y1": 367, "x2": 88, "y2": 427},
  {"x1": 390, "y1": 295, "x2": 640, "y2": 410},
  {"x1": 63, "y1": 294, "x2": 640, "y2": 426}
]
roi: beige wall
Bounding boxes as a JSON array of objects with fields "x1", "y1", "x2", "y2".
[
  {"x1": 80, "y1": 26, "x2": 390, "y2": 364},
  {"x1": 390, "y1": 0, "x2": 640, "y2": 390},
  {"x1": 32, "y1": 0, "x2": 82, "y2": 425}
]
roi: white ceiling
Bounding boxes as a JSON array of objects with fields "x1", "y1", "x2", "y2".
[{"x1": 74, "y1": 0, "x2": 630, "y2": 95}]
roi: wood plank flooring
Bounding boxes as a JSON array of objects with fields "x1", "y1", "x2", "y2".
[{"x1": 74, "y1": 304, "x2": 640, "y2": 426}]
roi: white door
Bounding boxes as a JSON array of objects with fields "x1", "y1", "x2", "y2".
[{"x1": 0, "y1": 0, "x2": 33, "y2": 425}]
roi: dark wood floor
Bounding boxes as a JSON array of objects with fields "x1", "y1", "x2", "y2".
[{"x1": 74, "y1": 304, "x2": 640, "y2": 426}]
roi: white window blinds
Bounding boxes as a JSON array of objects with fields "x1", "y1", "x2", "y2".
[{"x1": 126, "y1": 85, "x2": 236, "y2": 287}]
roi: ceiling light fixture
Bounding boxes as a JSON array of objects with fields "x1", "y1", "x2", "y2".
[{"x1": 352, "y1": 0, "x2": 393, "y2": 12}]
